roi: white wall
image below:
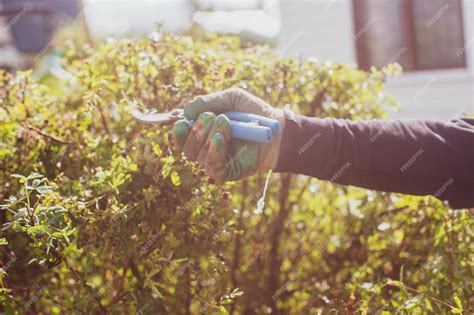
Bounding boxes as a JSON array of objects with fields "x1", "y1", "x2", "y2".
[
  {"x1": 278, "y1": 0, "x2": 356, "y2": 63},
  {"x1": 386, "y1": 0, "x2": 473, "y2": 120},
  {"x1": 385, "y1": 70, "x2": 473, "y2": 120},
  {"x1": 277, "y1": 0, "x2": 474, "y2": 120},
  {"x1": 83, "y1": 0, "x2": 193, "y2": 36},
  {"x1": 463, "y1": 0, "x2": 474, "y2": 72}
]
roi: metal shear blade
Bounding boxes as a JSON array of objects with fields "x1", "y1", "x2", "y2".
[{"x1": 131, "y1": 109, "x2": 184, "y2": 124}]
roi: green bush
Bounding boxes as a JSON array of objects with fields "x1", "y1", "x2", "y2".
[{"x1": 0, "y1": 35, "x2": 472, "y2": 314}]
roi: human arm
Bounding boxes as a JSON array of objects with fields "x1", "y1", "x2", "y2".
[
  {"x1": 173, "y1": 89, "x2": 474, "y2": 208},
  {"x1": 276, "y1": 112, "x2": 474, "y2": 209}
]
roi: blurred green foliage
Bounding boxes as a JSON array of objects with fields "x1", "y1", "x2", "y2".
[{"x1": 0, "y1": 35, "x2": 472, "y2": 314}]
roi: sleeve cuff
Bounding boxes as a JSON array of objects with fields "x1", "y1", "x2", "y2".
[{"x1": 274, "y1": 110, "x2": 332, "y2": 178}]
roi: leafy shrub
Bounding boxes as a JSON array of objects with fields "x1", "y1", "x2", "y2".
[{"x1": 0, "y1": 35, "x2": 471, "y2": 314}]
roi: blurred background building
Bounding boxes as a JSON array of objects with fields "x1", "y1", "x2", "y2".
[
  {"x1": 1, "y1": 0, "x2": 472, "y2": 120},
  {"x1": 277, "y1": 0, "x2": 474, "y2": 120}
]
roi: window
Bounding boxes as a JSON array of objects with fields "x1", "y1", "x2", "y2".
[{"x1": 352, "y1": 0, "x2": 466, "y2": 71}]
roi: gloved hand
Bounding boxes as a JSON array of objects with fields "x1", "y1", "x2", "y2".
[{"x1": 172, "y1": 88, "x2": 285, "y2": 182}]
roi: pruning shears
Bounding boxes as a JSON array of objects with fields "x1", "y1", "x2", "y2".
[{"x1": 131, "y1": 109, "x2": 280, "y2": 144}]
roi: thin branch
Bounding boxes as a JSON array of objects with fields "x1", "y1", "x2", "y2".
[
  {"x1": 402, "y1": 285, "x2": 457, "y2": 310},
  {"x1": 63, "y1": 260, "x2": 108, "y2": 314},
  {"x1": 23, "y1": 124, "x2": 73, "y2": 145},
  {"x1": 20, "y1": 77, "x2": 31, "y2": 117},
  {"x1": 95, "y1": 103, "x2": 111, "y2": 137},
  {"x1": 107, "y1": 291, "x2": 130, "y2": 308},
  {"x1": 354, "y1": 282, "x2": 457, "y2": 311},
  {"x1": 377, "y1": 206, "x2": 409, "y2": 217},
  {"x1": 290, "y1": 177, "x2": 312, "y2": 209}
]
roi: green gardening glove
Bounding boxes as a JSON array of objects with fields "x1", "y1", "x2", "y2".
[{"x1": 172, "y1": 88, "x2": 285, "y2": 182}]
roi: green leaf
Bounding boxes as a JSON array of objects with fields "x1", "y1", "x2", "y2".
[
  {"x1": 404, "y1": 295, "x2": 423, "y2": 310},
  {"x1": 213, "y1": 306, "x2": 228, "y2": 315},
  {"x1": 28, "y1": 225, "x2": 48, "y2": 234},
  {"x1": 11, "y1": 174, "x2": 26, "y2": 180},
  {"x1": 11, "y1": 174, "x2": 27, "y2": 183},
  {"x1": 171, "y1": 171, "x2": 181, "y2": 186},
  {"x1": 152, "y1": 143, "x2": 163, "y2": 157},
  {"x1": 161, "y1": 156, "x2": 174, "y2": 179},
  {"x1": 1, "y1": 222, "x2": 14, "y2": 231},
  {"x1": 27, "y1": 173, "x2": 44, "y2": 180},
  {"x1": 229, "y1": 288, "x2": 244, "y2": 298},
  {"x1": 0, "y1": 238, "x2": 7, "y2": 246},
  {"x1": 386, "y1": 279, "x2": 402, "y2": 287},
  {"x1": 453, "y1": 296, "x2": 463, "y2": 309},
  {"x1": 36, "y1": 185, "x2": 53, "y2": 194}
]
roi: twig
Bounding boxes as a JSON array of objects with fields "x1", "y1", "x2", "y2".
[
  {"x1": 95, "y1": 103, "x2": 111, "y2": 136},
  {"x1": 42, "y1": 291, "x2": 71, "y2": 311},
  {"x1": 63, "y1": 260, "x2": 108, "y2": 314},
  {"x1": 443, "y1": 215, "x2": 455, "y2": 290},
  {"x1": 230, "y1": 180, "x2": 247, "y2": 315},
  {"x1": 23, "y1": 124, "x2": 73, "y2": 145},
  {"x1": 344, "y1": 293, "x2": 356, "y2": 315},
  {"x1": 107, "y1": 291, "x2": 130, "y2": 308},
  {"x1": 377, "y1": 206, "x2": 409, "y2": 217},
  {"x1": 354, "y1": 282, "x2": 457, "y2": 311},
  {"x1": 401, "y1": 284, "x2": 457, "y2": 310},
  {"x1": 20, "y1": 77, "x2": 31, "y2": 117},
  {"x1": 289, "y1": 177, "x2": 312, "y2": 209}
]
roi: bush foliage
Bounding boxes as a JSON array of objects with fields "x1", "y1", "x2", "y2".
[{"x1": 0, "y1": 35, "x2": 472, "y2": 314}]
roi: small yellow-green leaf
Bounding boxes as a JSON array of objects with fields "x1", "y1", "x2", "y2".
[
  {"x1": 28, "y1": 225, "x2": 48, "y2": 234},
  {"x1": 171, "y1": 171, "x2": 181, "y2": 186},
  {"x1": 453, "y1": 296, "x2": 462, "y2": 309}
]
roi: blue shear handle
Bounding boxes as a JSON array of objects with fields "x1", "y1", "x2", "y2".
[
  {"x1": 229, "y1": 121, "x2": 273, "y2": 144},
  {"x1": 223, "y1": 111, "x2": 281, "y2": 137}
]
